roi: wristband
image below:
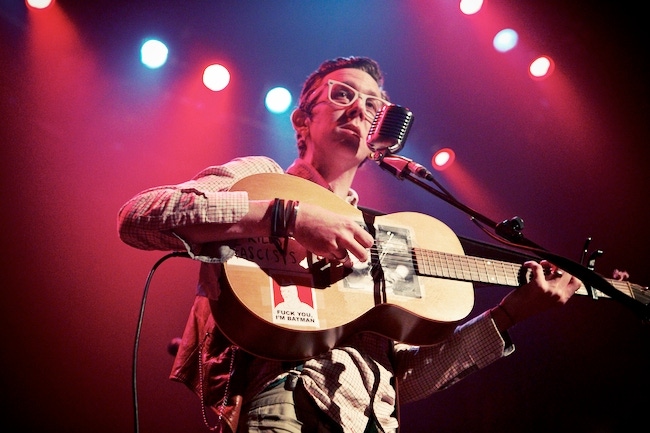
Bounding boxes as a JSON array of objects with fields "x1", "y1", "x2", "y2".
[
  {"x1": 271, "y1": 198, "x2": 285, "y2": 238},
  {"x1": 285, "y1": 200, "x2": 299, "y2": 238}
]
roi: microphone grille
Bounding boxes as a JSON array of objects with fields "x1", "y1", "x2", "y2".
[{"x1": 367, "y1": 105, "x2": 414, "y2": 154}]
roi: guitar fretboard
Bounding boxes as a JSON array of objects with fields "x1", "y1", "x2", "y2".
[
  {"x1": 413, "y1": 248, "x2": 524, "y2": 287},
  {"x1": 413, "y1": 247, "x2": 649, "y2": 304}
]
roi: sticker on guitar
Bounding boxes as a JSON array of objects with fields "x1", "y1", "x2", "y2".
[{"x1": 271, "y1": 274, "x2": 321, "y2": 328}]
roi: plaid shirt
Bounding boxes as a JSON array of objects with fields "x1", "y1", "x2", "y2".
[{"x1": 118, "y1": 155, "x2": 511, "y2": 433}]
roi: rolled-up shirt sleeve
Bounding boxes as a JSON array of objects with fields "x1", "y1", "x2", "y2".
[
  {"x1": 394, "y1": 310, "x2": 513, "y2": 404},
  {"x1": 117, "y1": 156, "x2": 283, "y2": 253}
]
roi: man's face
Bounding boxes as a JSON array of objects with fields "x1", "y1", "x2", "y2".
[
  {"x1": 301, "y1": 68, "x2": 386, "y2": 167},
  {"x1": 280, "y1": 285, "x2": 299, "y2": 301}
]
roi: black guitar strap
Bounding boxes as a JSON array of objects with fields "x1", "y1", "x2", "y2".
[
  {"x1": 361, "y1": 208, "x2": 400, "y2": 432},
  {"x1": 362, "y1": 211, "x2": 386, "y2": 306}
]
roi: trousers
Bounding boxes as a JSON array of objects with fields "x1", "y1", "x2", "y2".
[{"x1": 237, "y1": 373, "x2": 343, "y2": 433}]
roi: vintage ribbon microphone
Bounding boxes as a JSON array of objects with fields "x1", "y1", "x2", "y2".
[
  {"x1": 367, "y1": 104, "x2": 414, "y2": 157},
  {"x1": 367, "y1": 104, "x2": 435, "y2": 181}
]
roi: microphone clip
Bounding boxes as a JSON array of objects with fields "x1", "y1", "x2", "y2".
[{"x1": 374, "y1": 153, "x2": 434, "y2": 182}]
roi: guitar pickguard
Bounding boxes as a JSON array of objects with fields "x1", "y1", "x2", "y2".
[{"x1": 343, "y1": 222, "x2": 422, "y2": 299}]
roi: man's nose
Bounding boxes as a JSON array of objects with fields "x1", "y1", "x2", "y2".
[{"x1": 347, "y1": 98, "x2": 372, "y2": 122}]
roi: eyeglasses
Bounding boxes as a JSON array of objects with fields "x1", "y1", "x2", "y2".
[{"x1": 305, "y1": 79, "x2": 391, "y2": 122}]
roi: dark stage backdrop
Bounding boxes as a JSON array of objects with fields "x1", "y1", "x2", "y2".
[{"x1": 1, "y1": 1, "x2": 648, "y2": 432}]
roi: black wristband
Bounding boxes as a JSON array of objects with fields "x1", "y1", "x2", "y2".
[
  {"x1": 271, "y1": 198, "x2": 299, "y2": 239},
  {"x1": 271, "y1": 198, "x2": 285, "y2": 238},
  {"x1": 285, "y1": 200, "x2": 299, "y2": 238}
]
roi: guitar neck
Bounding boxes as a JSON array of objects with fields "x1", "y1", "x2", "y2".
[
  {"x1": 413, "y1": 248, "x2": 523, "y2": 287},
  {"x1": 413, "y1": 248, "x2": 649, "y2": 304}
]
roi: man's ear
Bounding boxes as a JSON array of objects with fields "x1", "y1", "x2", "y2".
[
  {"x1": 291, "y1": 108, "x2": 309, "y2": 129},
  {"x1": 291, "y1": 108, "x2": 310, "y2": 141}
]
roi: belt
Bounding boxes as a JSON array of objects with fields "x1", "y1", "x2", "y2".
[{"x1": 264, "y1": 363, "x2": 304, "y2": 391}]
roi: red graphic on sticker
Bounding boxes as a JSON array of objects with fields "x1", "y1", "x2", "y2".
[{"x1": 271, "y1": 273, "x2": 319, "y2": 327}]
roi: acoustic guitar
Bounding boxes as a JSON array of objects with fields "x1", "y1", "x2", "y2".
[{"x1": 212, "y1": 173, "x2": 648, "y2": 361}]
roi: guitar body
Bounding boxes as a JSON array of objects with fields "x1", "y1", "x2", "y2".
[{"x1": 216, "y1": 173, "x2": 475, "y2": 361}]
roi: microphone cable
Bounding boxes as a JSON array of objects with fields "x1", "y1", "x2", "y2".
[{"x1": 132, "y1": 251, "x2": 190, "y2": 433}]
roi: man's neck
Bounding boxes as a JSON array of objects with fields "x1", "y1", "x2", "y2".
[
  {"x1": 288, "y1": 157, "x2": 358, "y2": 199},
  {"x1": 326, "y1": 171, "x2": 356, "y2": 198}
]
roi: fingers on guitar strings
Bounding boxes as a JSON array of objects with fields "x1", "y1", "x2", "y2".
[{"x1": 542, "y1": 262, "x2": 564, "y2": 279}]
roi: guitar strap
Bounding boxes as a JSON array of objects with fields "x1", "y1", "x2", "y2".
[
  {"x1": 362, "y1": 211, "x2": 387, "y2": 305},
  {"x1": 361, "y1": 209, "x2": 401, "y2": 432}
]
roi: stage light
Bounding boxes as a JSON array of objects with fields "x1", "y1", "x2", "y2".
[
  {"x1": 529, "y1": 55, "x2": 555, "y2": 80},
  {"x1": 493, "y1": 28, "x2": 518, "y2": 53},
  {"x1": 203, "y1": 64, "x2": 230, "y2": 91},
  {"x1": 26, "y1": 0, "x2": 54, "y2": 9},
  {"x1": 140, "y1": 39, "x2": 168, "y2": 69},
  {"x1": 432, "y1": 148, "x2": 456, "y2": 171},
  {"x1": 265, "y1": 87, "x2": 292, "y2": 114},
  {"x1": 459, "y1": 0, "x2": 484, "y2": 15}
]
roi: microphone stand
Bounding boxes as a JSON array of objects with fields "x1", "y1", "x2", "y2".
[{"x1": 372, "y1": 152, "x2": 649, "y2": 320}]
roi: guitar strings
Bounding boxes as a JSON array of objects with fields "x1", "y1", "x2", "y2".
[
  {"x1": 370, "y1": 240, "x2": 525, "y2": 286},
  {"x1": 370, "y1": 242, "x2": 647, "y2": 301}
]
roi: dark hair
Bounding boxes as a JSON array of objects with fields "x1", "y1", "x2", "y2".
[
  {"x1": 295, "y1": 56, "x2": 388, "y2": 156},
  {"x1": 298, "y1": 56, "x2": 388, "y2": 112}
]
